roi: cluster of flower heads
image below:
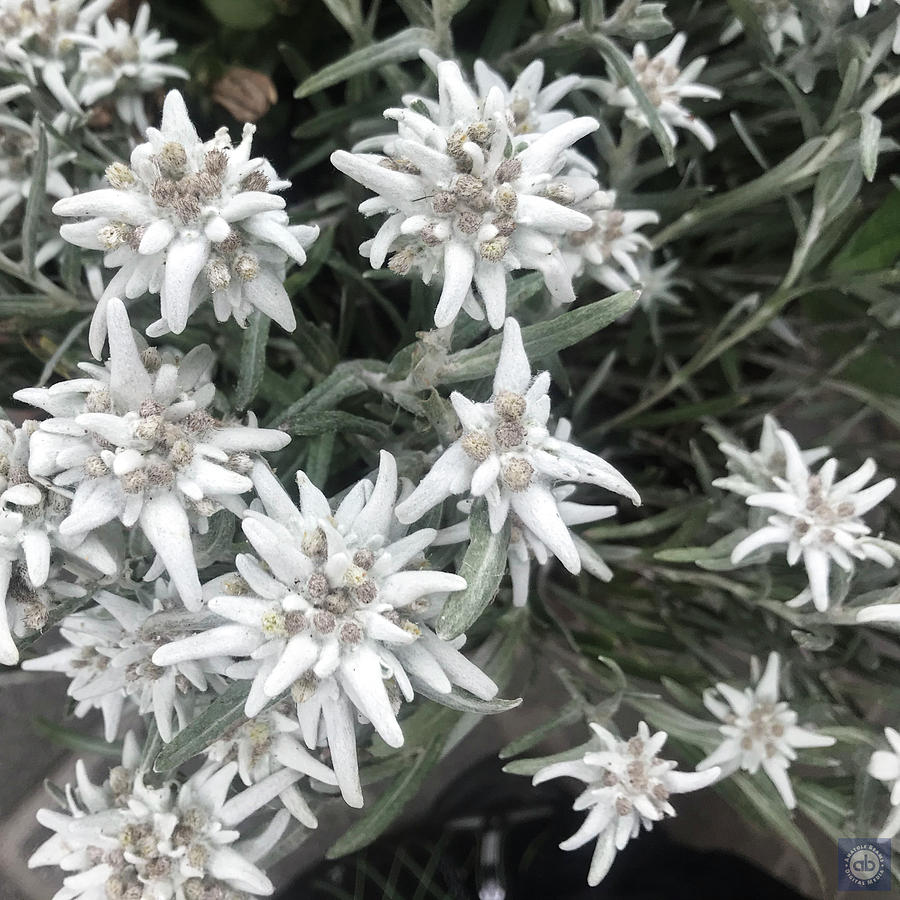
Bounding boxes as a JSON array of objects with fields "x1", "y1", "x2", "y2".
[
  {"x1": 0, "y1": 0, "x2": 186, "y2": 122},
  {"x1": 714, "y1": 416, "x2": 898, "y2": 611},
  {"x1": 9, "y1": 16, "x2": 900, "y2": 895},
  {"x1": 30, "y1": 732, "x2": 298, "y2": 898}
]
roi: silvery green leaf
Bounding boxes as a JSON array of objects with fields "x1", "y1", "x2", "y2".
[
  {"x1": 813, "y1": 160, "x2": 863, "y2": 227},
  {"x1": 439, "y1": 290, "x2": 637, "y2": 384},
  {"x1": 436, "y1": 499, "x2": 510, "y2": 640},
  {"x1": 613, "y1": 2, "x2": 673, "y2": 40},
  {"x1": 860, "y1": 112, "x2": 882, "y2": 182},
  {"x1": 192, "y1": 510, "x2": 236, "y2": 569},
  {"x1": 502, "y1": 742, "x2": 592, "y2": 777},
  {"x1": 22, "y1": 123, "x2": 48, "y2": 280},
  {"x1": 153, "y1": 681, "x2": 252, "y2": 773},
  {"x1": 283, "y1": 410, "x2": 389, "y2": 439},
  {"x1": 34, "y1": 718, "x2": 123, "y2": 758},
  {"x1": 590, "y1": 33, "x2": 675, "y2": 166},
  {"x1": 294, "y1": 28, "x2": 436, "y2": 98},
  {"x1": 233, "y1": 312, "x2": 270, "y2": 411},
  {"x1": 413, "y1": 682, "x2": 521, "y2": 714},
  {"x1": 270, "y1": 362, "x2": 371, "y2": 426},
  {"x1": 499, "y1": 699, "x2": 583, "y2": 759}
]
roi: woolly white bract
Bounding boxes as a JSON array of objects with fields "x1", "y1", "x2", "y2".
[
  {"x1": 153, "y1": 451, "x2": 497, "y2": 808},
  {"x1": 395, "y1": 318, "x2": 640, "y2": 573},
  {"x1": 14, "y1": 298, "x2": 290, "y2": 609},
  {"x1": 331, "y1": 55, "x2": 603, "y2": 329},
  {"x1": 729, "y1": 428, "x2": 897, "y2": 611},
  {"x1": 52, "y1": 89, "x2": 319, "y2": 355},
  {"x1": 533, "y1": 721, "x2": 720, "y2": 886},
  {"x1": 29, "y1": 732, "x2": 296, "y2": 898},
  {"x1": 697, "y1": 652, "x2": 835, "y2": 809}
]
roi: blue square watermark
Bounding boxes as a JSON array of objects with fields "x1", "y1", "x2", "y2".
[{"x1": 838, "y1": 839, "x2": 892, "y2": 891}]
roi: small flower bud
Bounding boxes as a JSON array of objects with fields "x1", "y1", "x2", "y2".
[
  {"x1": 456, "y1": 211, "x2": 482, "y2": 234},
  {"x1": 133, "y1": 415, "x2": 162, "y2": 441},
  {"x1": 98, "y1": 223, "x2": 133, "y2": 250},
  {"x1": 355, "y1": 580, "x2": 377, "y2": 605},
  {"x1": 432, "y1": 190, "x2": 458, "y2": 214},
  {"x1": 387, "y1": 248, "x2": 415, "y2": 275},
  {"x1": 353, "y1": 549, "x2": 375, "y2": 570},
  {"x1": 157, "y1": 140, "x2": 188, "y2": 176},
  {"x1": 121, "y1": 469, "x2": 147, "y2": 494},
  {"x1": 168, "y1": 439, "x2": 194, "y2": 469},
  {"x1": 339, "y1": 622, "x2": 363, "y2": 644},
  {"x1": 494, "y1": 390, "x2": 526, "y2": 420},
  {"x1": 313, "y1": 610, "x2": 336, "y2": 634},
  {"x1": 240, "y1": 169, "x2": 269, "y2": 192},
  {"x1": 204, "y1": 149, "x2": 228, "y2": 176},
  {"x1": 492, "y1": 214, "x2": 517, "y2": 236},
  {"x1": 206, "y1": 258, "x2": 231, "y2": 292},
  {"x1": 494, "y1": 184, "x2": 518, "y2": 214},
  {"x1": 495, "y1": 158, "x2": 522, "y2": 183},
  {"x1": 461, "y1": 430, "x2": 493, "y2": 462},
  {"x1": 501, "y1": 457, "x2": 534, "y2": 492},
  {"x1": 542, "y1": 183, "x2": 575, "y2": 205},
  {"x1": 291, "y1": 672, "x2": 318, "y2": 704},
  {"x1": 494, "y1": 420, "x2": 526, "y2": 449},
  {"x1": 479, "y1": 236, "x2": 509, "y2": 261},
  {"x1": 302, "y1": 528, "x2": 327, "y2": 559},
  {"x1": 84, "y1": 455, "x2": 110, "y2": 478},
  {"x1": 105, "y1": 162, "x2": 135, "y2": 189},
  {"x1": 233, "y1": 252, "x2": 259, "y2": 281},
  {"x1": 455, "y1": 174, "x2": 484, "y2": 198}
]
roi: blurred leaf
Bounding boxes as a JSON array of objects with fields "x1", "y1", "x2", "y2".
[
  {"x1": 295, "y1": 28, "x2": 436, "y2": 98},
  {"x1": 282, "y1": 410, "x2": 390, "y2": 439},
  {"x1": 326, "y1": 738, "x2": 443, "y2": 858},
  {"x1": 22, "y1": 123, "x2": 48, "y2": 280},
  {"x1": 33, "y1": 718, "x2": 123, "y2": 758},
  {"x1": 202, "y1": 0, "x2": 276, "y2": 29},
  {"x1": 830, "y1": 190, "x2": 900, "y2": 273},
  {"x1": 413, "y1": 682, "x2": 521, "y2": 714}
]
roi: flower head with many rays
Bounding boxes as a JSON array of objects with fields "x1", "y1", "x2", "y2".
[
  {"x1": 855, "y1": 0, "x2": 900, "y2": 53},
  {"x1": 30, "y1": 732, "x2": 296, "y2": 898},
  {"x1": 697, "y1": 652, "x2": 835, "y2": 809},
  {"x1": 395, "y1": 318, "x2": 640, "y2": 574},
  {"x1": 721, "y1": 1, "x2": 805, "y2": 56},
  {"x1": 729, "y1": 428, "x2": 897, "y2": 611},
  {"x1": 434, "y1": 420, "x2": 619, "y2": 606},
  {"x1": 53, "y1": 89, "x2": 319, "y2": 356},
  {"x1": 561, "y1": 189, "x2": 659, "y2": 293},
  {"x1": 595, "y1": 33, "x2": 721, "y2": 150},
  {"x1": 206, "y1": 706, "x2": 338, "y2": 827},
  {"x1": 331, "y1": 57, "x2": 601, "y2": 329},
  {"x1": 14, "y1": 298, "x2": 290, "y2": 608},
  {"x1": 868, "y1": 727, "x2": 900, "y2": 838},
  {"x1": 0, "y1": 418, "x2": 118, "y2": 665},
  {"x1": 72, "y1": 3, "x2": 188, "y2": 129},
  {"x1": 153, "y1": 451, "x2": 497, "y2": 808},
  {"x1": 23, "y1": 585, "x2": 231, "y2": 741},
  {"x1": 533, "y1": 721, "x2": 719, "y2": 887}
]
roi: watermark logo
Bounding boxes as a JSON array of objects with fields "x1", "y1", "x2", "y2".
[{"x1": 838, "y1": 839, "x2": 891, "y2": 891}]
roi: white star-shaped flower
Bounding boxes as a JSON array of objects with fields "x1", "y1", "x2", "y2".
[
  {"x1": 434, "y1": 420, "x2": 618, "y2": 606},
  {"x1": 697, "y1": 651, "x2": 835, "y2": 809},
  {"x1": 30, "y1": 734, "x2": 295, "y2": 898},
  {"x1": 721, "y1": 1, "x2": 805, "y2": 55},
  {"x1": 868, "y1": 727, "x2": 900, "y2": 838},
  {"x1": 596, "y1": 33, "x2": 721, "y2": 151},
  {"x1": 72, "y1": 2, "x2": 188, "y2": 129},
  {"x1": 562, "y1": 189, "x2": 659, "y2": 293},
  {"x1": 533, "y1": 721, "x2": 720, "y2": 887},
  {"x1": 153, "y1": 451, "x2": 497, "y2": 808},
  {"x1": 331, "y1": 57, "x2": 601, "y2": 329},
  {"x1": 14, "y1": 298, "x2": 290, "y2": 608},
  {"x1": 395, "y1": 318, "x2": 640, "y2": 574},
  {"x1": 23, "y1": 585, "x2": 231, "y2": 741},
  {"x1": 206, "y1": 707, "x2": 338, "y2": 827},
  {"x1": 713, "y1": 414, "x2": 829, "y2": 499},
  {"x1": 730, "y1": 428, "x2": 897, "y2": 611},
  {"x1": 53, "y1": 89, "x2": 319, "y2": 355}
]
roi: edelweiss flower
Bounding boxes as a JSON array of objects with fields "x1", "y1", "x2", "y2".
[
  {"x1": 23, "y1": 587, "x2": 230, "y2": 741},
  {"x1": 435, "y1": 421, "x2": 618, "y2": 606},
  {"x1": 420, "y1": 50, "x2": 582, "y2": 137},
  {"x1": 631, "y1": 255, "x2": 686, "y2": 312},
  {"x1": 868, "y1": 727, "x2": 900, "y2": 838},
  {"x1": 0, "y1": 0, "x2": 111, "y2": 114},
  {"x1": 533, "y1": 721, "x2": 719, "y2": 887},
  {"x1": 72, "y1": 3, "x2": 188, "y2": 129},
  {"x1": 395, "y1": 318, "x2": 640, "y2": 574},
  {"x1": 730, "y1": 428, "x2": 897, "y2": 611},
  {"x1": 331, "y1": 57, "x2": 601, "y2": 329},
  {"x1": 697, "y1": 652, "x2": 835, "y2": 809},
  {"x1": 561, "y1": 190, "x2": 659, "y2": 293},
  {"x1": 1, "y1": 419, "x2": 117, "y2": 665},
  {"x1": 206, "y1": 707, "x2": 338, "y2": 827},
  {"x1": 0, "y1": 110, "x2": 74, "y2": 226},
  {"x1": 595, "y1": 33, "x2": 721, "y2": 150},
  {"x1": 153, "y1": 451, "x2": 497, "y2": 808},
  {"x1": 713, "y1": 414, "x2": 829, "y2": 498},
  {"x1": 14, "y1": 298, "x2": 290, "y2": 608},
  {"x1": 30, "y1": 733, "x2": 295, "y2": 897},
  {"x1": 855, "y1": 0, "x2": 900, "y2": 54},
  {"x1": 721, "y1": 1, "x2": 805, "y2": 55},
  {"x1": 53, "y1": 89, "x2": 319, "y2": 355}
]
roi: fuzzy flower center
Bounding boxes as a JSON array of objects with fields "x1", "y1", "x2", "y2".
[
  {"x1": 730, "y1": 701, "x2": 787, "y2": 758},
  {"x1": 633, "y1": 53, "x2": 681, "y2": 107},
  {"x1": 599, "y1": 736, "x2": 671, "y2": 817}
]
